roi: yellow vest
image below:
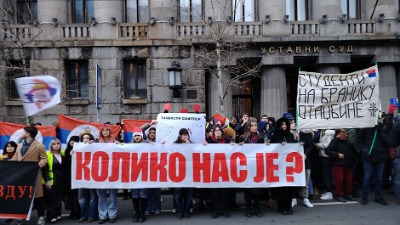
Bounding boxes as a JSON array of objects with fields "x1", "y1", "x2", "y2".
[{"x1": 42, "y1": 150, "x2": 65, "y2": 185}]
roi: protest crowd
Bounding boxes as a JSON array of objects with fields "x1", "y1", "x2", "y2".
[{"x1": 1, "y1": 102, "x2": 400, "y2": 225}]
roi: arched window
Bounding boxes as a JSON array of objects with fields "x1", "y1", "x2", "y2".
[
  {"x1": 179, "y1": 0, "x2": 203, "y2": 22},
  {"x1": 233, "y1": 0, "x2": 255, "y2": 22},
  {"x1": 286, "y1": 0, "x2": 308, "y2": 21}
]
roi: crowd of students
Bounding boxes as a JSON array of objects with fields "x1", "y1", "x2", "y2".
[{"x1": 2, "y1": 106, "x2": 400, "y2": 225}]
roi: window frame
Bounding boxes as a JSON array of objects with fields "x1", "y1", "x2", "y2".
[
  {"x1": 65, "y1": 60, "x2": 89, "y2": 99},
  {"x1": 16, "y1": 0, "x2": 38, "y2": 24},
  {"x1": 71, "y1": 0, "x2": 94, "y2": 23},
  {"x1": 341, "y1": 0, "x2": 361, "y2": 20},
  {"x1": 233, "y1": 0, "x2": 257, "y2": 22},
  {"x1": 124, "y1": 0, "x2": 149, "y2": 23},
  {"x1": 123, "y1": 59, "x2": 147, "y2": 99},
  {"x1": 286, "y1": 0, "x2": 309, "y2": 21},
  {"x1": 178, "y1": 0, "x2": 204, "y2": 22},
  {"x1": 6, "y1": 61, "x2": 25, "y2": 100}
]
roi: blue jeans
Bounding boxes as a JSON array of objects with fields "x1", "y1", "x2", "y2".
[
  {"x1": 146, "y1": 188, "x2": 161, "y2": 213},
  {"x1": 78, "y1": 189, "x2": 98, "y2": 219},
  {"x1": 361, "y1": 161, "x2": 385, "y2": 199},
  {"x1": 173, "y1": 188, "x2": 193, "y2": 214},
  {"x1": 393, "y1": 156, "x2": 400, "y2": 198},
  {"x1": 131, "y1": 189, "x2": 148, "y2": 198},
  {"x1": 96, "y1": 189, "x2": 118, "y2": 220}
]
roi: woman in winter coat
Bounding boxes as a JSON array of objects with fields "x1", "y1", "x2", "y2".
[
  {"x1": 270, "y1": 117, "x2": 297, "y2": 215},
  {"x1": 325, "y1": 129, "x2": 358, "y2": 203},
  {"x1": 238, "y1": 118, "x2": 267, "y2": 218}
]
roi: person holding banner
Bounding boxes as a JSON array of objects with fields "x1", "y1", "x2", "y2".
[
  {"x1": 205, "y1": 125, "x2": 234, "y2": 219},
  {"x1": 64, "y1": 136, "x2": 81, "y2": 220},
  {"x1": 173, "y1": 128, "x2": 194, "y2": 220},
  {"x1": 131, "y1": 127, "x2": 148, "y2": 223},
  {"x1": 43, "y1": 138, "x2": 66, "y2": 223},
  {"x1": 96, "y1": 124, "x2": 119, "y2": 224},
  {"x1": 77, "y1": 132, "x2": 98, "y2": 223},
  {"x1": 325, "y1": 129, "x2": 358, "y2": 203},
  {"x1": 270, "y1": 117, "x2": 296, "y2": 215},
  {"x1": 11, "y1": 126, "x2": 47, "y2": 225},
  {"x1": 238, "y1": 118, "x2": 267, "y2": 218}
]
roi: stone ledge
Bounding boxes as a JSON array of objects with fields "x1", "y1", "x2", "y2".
[
  {"x1": 4, "y1": 101, "x2": 23, "y2": 106},
  {"x1": 122, "y1": 98, "x2": 148, "y2": 104},
  {"x1": 64, "y1": 99, "x2": 90, "y2": 105}
]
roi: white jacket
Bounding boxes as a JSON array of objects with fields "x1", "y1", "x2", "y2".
[{"x1": 315, "y1": 130, "x2": 335, "y2": 157}]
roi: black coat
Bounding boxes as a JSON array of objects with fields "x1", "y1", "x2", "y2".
[
  {"x1": 358, "y1": 125, "x2": 389, "y2": 163},
  {"x1": 325, "y1": 137, "x2": 358, "y2": 167}
]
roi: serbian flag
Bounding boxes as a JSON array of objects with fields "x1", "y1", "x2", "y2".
[
  {"x1": 122, "y1": 119, "x2": 151, "y2": 143},
  {"x1": 15, "y1": 75, "x2": 62, "y2": 116},
  {"x1": 0, "y1": 122, "x2": 56, "y2": 152},
  {"x1": 58, "y1": 115, "x2": 120, "y2": 147},
  {"x1": 365, "y1": 67, "x2": 377, "y2": 77}
]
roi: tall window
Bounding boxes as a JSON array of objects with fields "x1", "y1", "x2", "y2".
[
  {"x1": 123, "y1": 60, "x2": 147, "y2": 98},
  {"x1": 286, "y1": 0, "x2": 308, "y2": 21},
  {"x1": 72, "y1": 0, "x2": 94, "y2": 23},
  {"x1": 6, "y1": 61, "x2": 25, "y2": 100},
  {"x1": 17, "y1": 0, "x2": 38, "y2": 24},
  {"x1": 179, "y1": 0, "x2": 203, "y2": 22},
  {"x1": 341, "y1": 0, "x2": 361, "y2": 20},
  {"x1": 65, "y1": 61, "x2": 89, "y2": 98},
  {"x1": 233, "y1": 0, "x2": 255, "y2": 22},
  {"x1": 125, "y1": 0, "x2": 149, "y2": 23}
]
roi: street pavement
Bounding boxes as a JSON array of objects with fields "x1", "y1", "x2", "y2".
[{"x1": 1, "y1": 191, "x2": 399, "y2": 225}]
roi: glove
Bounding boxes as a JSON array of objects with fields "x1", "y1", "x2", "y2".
[{"x1": 388, "y1": 104, "x2": 397, "y2": 114}]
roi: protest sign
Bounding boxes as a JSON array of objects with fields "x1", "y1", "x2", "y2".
[
  {"x1": 71, "y1": 143, "x2": 305, "y2": 189},
  {"x1": 0, "y1": 161, "x2": 39, "y2": 219},
  {"x1": 156, "y1": 113, "x2": 206, "y2": 144},
  {"x1": 297, "y1": 66, "x2": 379, "y2": 129}
]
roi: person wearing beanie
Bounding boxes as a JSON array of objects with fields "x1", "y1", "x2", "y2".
[{"x1": 131, "y1": 126, "x2": 148, "y2": 223}]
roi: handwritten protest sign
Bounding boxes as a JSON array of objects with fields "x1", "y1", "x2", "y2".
[
  {"x1": 156, "y1": 113, "x2": 206, "y2": 144},
  {"x1": 297, "y1": 66, "x2": 379, "y2": 129},
  {"x1": 71, "y1": 143, "x2": 305, "y2": 189}
]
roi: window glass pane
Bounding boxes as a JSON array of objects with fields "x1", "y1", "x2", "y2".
[
  {"x1": 124, "y1": 60, "x2": 146, "y2": 98},
  {"x1": 297, "y1": 0, "x2": 306, "y2": 21},
  {"x1": 233, "y1": 0, "x2": 254, "y2": 22},
  {"x1": 66, "y1": 61, "x2": 88, "y2": 98},
  {"x1": 192, "y1": 0, "x2": 202, "y2": 22},
  {"x1": 7, "y1": 61, "x2": 24, "y2": 100},
  {"x1": 74, "y1": 0, "x2": 84, "y2": 23},
  {"x1": 86, "y1": 0, "x2": 95, "y2": 23},
  {"x1": 138, "y1": 0, "x2": 149, "y2": 23},
  {"x1": 180, "y1": 0, "x2": 190, "y2": 22},
  {"x1": 126, "y1": 0, "x2": 138, "y2": 22},
  {"x1": 348, "y1": 0, "x2": 356, "y2": 19},
  {"x1": 17, "y1": 0, "x2": 37, "y2": 24},
  {"x1": 243, "y1": 0, "x2": 254, "y2": 21},
  {"x1": 286, "y1": 0, "x2": 295, "y2": 21}
]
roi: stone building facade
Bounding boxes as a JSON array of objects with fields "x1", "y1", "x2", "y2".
[{"x1": 0, "y1": 0, "x2": 400, "y2": 124}]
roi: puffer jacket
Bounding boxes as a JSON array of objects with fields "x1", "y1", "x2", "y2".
[
  {"x1": 325, "y1": 136, "x2": 358, "y2": 167},
  {"x1": 315, "y1": 130, "x2": 335, "y2": 157}
]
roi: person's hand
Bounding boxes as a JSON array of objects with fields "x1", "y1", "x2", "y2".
[
  {"x1": 299, "y1": 141, "x2": 304, "y2": 145},
  {"x1": 203, "y1": 141, "x2": 208, "y2": 145},
  {"x1": 281, "y1": 142, "x2": 286, "y2": 145},
  {"x1": 338, "y1": 153, "x2": 344, "y2": 159},
  {"x1": 89, "y1": 140, "x2": 94, "y2": 144},
  {"x1": 46, "y1": 181, "x2": 51, "y2": 190},
  {"x1": 230, "y1": 142, "x2": 235, "y2": 146},
  {"x1": 70, "y1": 150, "x2": 75, "y2": 155},
  {"x1": 150, "y1": 120, "x2": 157, "y2": 125},
  {"x1": 38, "y1": 161, "x2": 46, "y2": 168},
  {"x1": 389, "y1": 104, "x2": 397, "y2": 114}
]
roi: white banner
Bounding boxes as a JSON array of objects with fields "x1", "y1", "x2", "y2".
[
  {"x1": 297, "y1": 66, "x2": 380, "y2": 129},
  {"x1": 15, "y1": 75, "x2": 61, "y2": 116},
  {"x1": 71, "y1": 143, "x2": 305, "y2": 189},
  {"x1": 156, "y1": 113, "x2": 206, "y2": 144}
]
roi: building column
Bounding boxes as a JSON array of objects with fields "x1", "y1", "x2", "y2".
[
  {"x1": 261, "y1": 67, "x2": 287, "y2": 119},
  {"x1": 38, "y1": 0, "x2": 68, "y2": 23},
  {"x1": 92, "y1": 1, "x2": 122, "y2": 39},
  {"x1": 208, "y1": 70, "x2": 232, "y2": 118},
  {"x1": 379, "y1": 64, "x2": 397, "y2": 112},
  {"x1": 366, "y1": 0, "x2": 397, "y2": 19}
]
